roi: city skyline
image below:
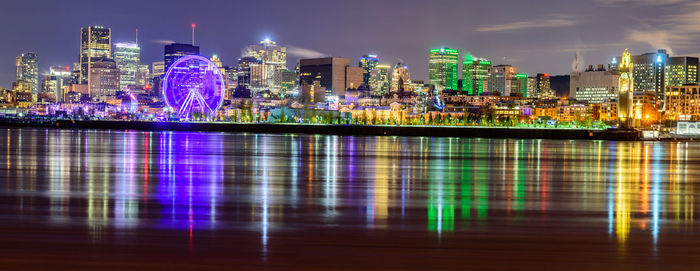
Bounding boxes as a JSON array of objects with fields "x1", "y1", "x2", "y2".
[{"x1": 3, "y1": 0, "x2": 700, "y2": 88}]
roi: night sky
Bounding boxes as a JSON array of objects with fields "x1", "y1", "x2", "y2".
[{"x1": 2, "y1": 0, "x2": 698, "y2": 88}]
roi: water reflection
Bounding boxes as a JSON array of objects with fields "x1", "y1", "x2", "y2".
[{"x1": 2, "y1": 128, "x2": 700, "y2": 262}]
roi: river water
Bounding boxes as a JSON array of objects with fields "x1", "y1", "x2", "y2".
[{"x1": 1, "y1": 128, "x2": 699, "y2": 270}]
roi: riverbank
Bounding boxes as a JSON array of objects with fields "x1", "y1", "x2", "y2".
[{"x1": 0, "y1": 118, "x2": 642, "y2": 140}]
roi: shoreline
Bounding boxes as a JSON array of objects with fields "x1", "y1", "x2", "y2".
[{"x1": 0, "y1": 118, "x2": 643, "y2": 141}]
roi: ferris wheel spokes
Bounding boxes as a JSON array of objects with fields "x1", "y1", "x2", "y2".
[
  {"x1": 162, "y1": 55, "x2": 225, "y2": 119},
  {"x1": 178, "y1": 88, "x2": 215, "y2": 118}
]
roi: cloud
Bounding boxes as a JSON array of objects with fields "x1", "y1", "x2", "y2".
[
  {"x1": 287, "y1": 46, "x2": 328, "y2": 59},
  {"x1": 594, "y1": 0, "x2": 686, "y2": 6},
  {"x1": 152, "y1": 39, "x2": 176, "y2": 45},
  {"x1": 475, "y1": 16, "x2": 576, "y2": 32},
  {"x1": 627, "y1": 30, "x2": 674, "y2": 55},
  {"x1": 621, "y1": 2, "x2": 700, "y2": 55},
  {"x1": 558, "y1": 42, "x2": 626, "y2": 53}
]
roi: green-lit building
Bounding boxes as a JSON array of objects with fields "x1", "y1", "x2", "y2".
[
  {"x1": 429, "y1": 48, "x2": 459, "y2": 90},
  {"x1": 462, "y1": 54, "x2": 491, "y2": 95},
  {"x1": 514, "y1": 74, "x2": 528, "y2": 97}
]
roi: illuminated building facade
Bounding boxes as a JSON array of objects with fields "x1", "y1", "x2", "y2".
[
  {"x1": 114, "y1": 42, "x2": 140, "y2": 89},
  {"x1": 88, "y1": 58, "x2": 120, "y2": 100},
  {"x1": 359, "y1": 54, "x2": 379, "y2": 85},
  {"x1": 211, "y1": 55, "x2": 223, "y2": 68},
  {"x1": 80, "y1": 26, "x2": 111, "y2": 84},
  {"x1": 16, "y1": 52, "x2": 39, "y2": 95},
  {"x1": 612, "y1": 49, "x2": 667, "y2": 97},
  {"x1": 12, "y1": 80, "x2": 34, "y2": 104},
  {"x1": 237, "y1": 57, "x2": 264, "y2": 89},
  {"x1": 666, "y1": 85, "x2": 700, "y2": 121},
  {"x1": 40, "y1": 76, "x2": 57, "y2": 101},
  {"x1": 242, "y1": 39, "x2": 287, "y2": 92},
  {"x1": 666, "y1": 56, "x2": 698, "y2": 88},
  {"x1": 618, "y1": 49, "x2": 634, "y2": 128},
  {"x1": 299, "y1": 57, "x2": 362, "y2": 96},
  {"x1": 570, "y1": 65, "x2": 620, "y2": 103},
  {"x1": 41, "y1": 66, "x2": 73, "y2": 102},
  {"x1": 299, "y1": 81, "x2": 326, "y2": 104},
  {"x1": 536, "y1": 73, "x2": 550, "y2": 94},
  {"x1": 210, "y1": 55, "x2": 228, "y2": 99},
  {"x1": 488, "y1": 65, "x2": 517, "y2": 96},
  {"x1": 370, "y1": 64, "x2": 391, "y2": 96},
  {"x1": 513, "y1": 74, "x2": 528, "y2": 97},
  {"x1": 527, "y1": 77, "x2": 537, "y2": 97},
  {"x1": 346, "y1": 67, "x2": 364, "y2": 90},
  {"x1": 390, "y1": 64, "x2": 412, "y2": 94},
  {"x1": 152, "y1": 61, "x2": 165, "y2": 78},
  {"x1": 429, "y1": 48, "x2": 459, "y2": 90},
  {"x1": 279, "y1": 69, "x2": 297, "y2": 95},
  {"x1": 462, "y1": 55, "x2": 490, "y2": 95},
  {"x1": 164, "y1": 43, "x2": 199, "y2": 72},
  {"x1": 611, "y1": 50, "x2": 698, "y2": 100},
  {"x1": 136, "y1": 65, "x2": 150, "y2": 87},
  {"x1": 12, "y1": 80, "x2": 32, "y2": 94}
]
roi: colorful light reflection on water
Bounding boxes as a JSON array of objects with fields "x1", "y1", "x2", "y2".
[{"x1": 2, "y1": 128, "x2": 700, "y2": 270}]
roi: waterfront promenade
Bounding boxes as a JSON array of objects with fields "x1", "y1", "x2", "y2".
[{"x1": 0, "y1": 118, "x2": 641, "y2": 140}]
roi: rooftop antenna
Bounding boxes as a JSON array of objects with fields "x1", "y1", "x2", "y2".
[
  {"x1": 135, "y1": 28, "x2": 139, "y2": 44},
  {"x1": 191, "y1": 24, "x2": 196, "y2": 45}
]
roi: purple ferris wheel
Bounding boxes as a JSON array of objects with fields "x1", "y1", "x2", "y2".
[{"x1": 162, "y1": 55, "x2": 225, "y2": 118}]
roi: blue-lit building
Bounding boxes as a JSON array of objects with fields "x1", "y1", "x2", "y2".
[{"x1": 359, "y1": 54, "x2": 379, "y2": 85}]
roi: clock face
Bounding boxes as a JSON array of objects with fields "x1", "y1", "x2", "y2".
[{"x1": 621, "y1": 73, "x2": 628, "y2": 79}]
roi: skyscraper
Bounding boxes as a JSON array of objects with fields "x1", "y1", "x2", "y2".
[
  {"x1": 279, "y1": 69, "x2": 297, "y2": 95},
  {"x1": 164, "y1": 43, "x2": 200, "y2": 72},
  {"x1": 488, "y1": 65, "x2": 518, "y2": 96},
  {"x1": 16, "y1": 52, "x2": 39, "y2": 95},
  {"x1": 114, "y1": 42, "x2": 140, "y2": 90},
  {"x1": 462, "y1": 54, "x2": 490, "y2": 95},
  {"x1": 429, "y1": 48, "x2": 459, "y2": 90},
  {"x1": 80, "y1": 26, "x2": 111, "y2": 84},
  {"x1": 88, "y1": 58, "x2": 120, "y2": 100},
  {"x1": 514, "y1": 74, "x2": 528, "y2": 97},
  {"x1": 369, "y1": 64, "x2": 391, "y2": 96},
  {"x1": 536, "y1": 73, "x2": 551, "y2": 95},
  {"x1": 667, "y1": 56, "x2": 699, "y2": 87},
  {"x1": 359, "y1": 54, "x2": 379, "y2": 85},
  {"x1": 136, "y1": 64, "x2": 150, "y2": 87},
  {"x1": 390, "y1": 64, "x2": 412, "y2": 94},
  {"x1": 237, "y1": 57, "x2": 264, "y2": 89},
  {"x1": 242, "y1": 39, "x2": 287, "y2": 91},
  {"x1": 298, "y1": 57, "x2": 362, "y2": 96}
]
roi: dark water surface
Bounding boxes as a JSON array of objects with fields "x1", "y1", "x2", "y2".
[{"x1": 1, "y1": 128, "x2": 700, "y2": 270}]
